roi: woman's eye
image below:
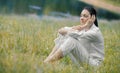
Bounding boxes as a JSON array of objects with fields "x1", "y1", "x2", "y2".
[
  {"x1": 80, "y1": 14, "x2": 89, "y2": 18},
  {"x1": 83, "y1": 15, "x2": 89, "y2": 18}
]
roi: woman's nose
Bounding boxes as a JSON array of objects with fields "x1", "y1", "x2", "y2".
[{"x1": 80, "y1": 17, "x2": 84, "y2": 20}]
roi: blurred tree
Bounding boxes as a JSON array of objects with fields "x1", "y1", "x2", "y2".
[{"x1": 0, "y1": 0, "x2": 120, "y2": 19}]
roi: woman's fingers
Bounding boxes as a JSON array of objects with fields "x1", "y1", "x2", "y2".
[
  {"x1": 92, "y1": 15, "x2": 95, "y2": 22},
  {"x1": 89, "y1": 15, "x2": 95, "y2": 24},
  {"x1": 86, "y1": 15, "x2": 95, "y2": 27},
  {"x1": 91, "y1": 15, "x2": 95, "y2": 22}
]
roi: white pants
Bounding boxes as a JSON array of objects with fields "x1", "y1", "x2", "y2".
[{"x1": 54, "y1": 34, "x2": 101, "y2": 66}]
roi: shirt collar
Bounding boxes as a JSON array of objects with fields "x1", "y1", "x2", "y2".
[{"x1": 90, "y1": 24, "x2": 96, "y2": 30}]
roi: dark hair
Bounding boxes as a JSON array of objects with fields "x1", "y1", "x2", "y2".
[{"x1": 83, "y1": 6, "x2": 98, "y2": 27}]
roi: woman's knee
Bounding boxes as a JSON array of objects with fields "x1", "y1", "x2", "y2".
[
  {"x1": 62, "y1": 37, "x2": 78, "y2": 48},
  {"x1": 67, "y1": 37, "x2": 78, "y2": 44}
]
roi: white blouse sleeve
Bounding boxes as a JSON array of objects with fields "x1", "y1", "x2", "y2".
[
  {"x1": 81, "y1": 28, "x2": 99, "y2": 39},
  {"x1": 68, "y1": 30, "x2": 83, "y2": 39},
  {"x1": 68, "y1": 27, "x2": 99, "y2": 41}
]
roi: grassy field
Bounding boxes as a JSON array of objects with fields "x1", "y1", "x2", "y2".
[{"x1": 0, "y1": 14, "x2": 120, "y2": 73}]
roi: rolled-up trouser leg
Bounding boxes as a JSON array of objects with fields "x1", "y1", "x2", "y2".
[{"x1": 59, "y1": 36, "x2": 89, "y2": 64}]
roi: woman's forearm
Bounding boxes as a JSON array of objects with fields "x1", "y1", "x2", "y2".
[
  {"x1": 58, "y1": 24, "x2": 89, "y2": 35},
  {"x1": 72, "y1": 24, "x2": 87, "y2": 31}
]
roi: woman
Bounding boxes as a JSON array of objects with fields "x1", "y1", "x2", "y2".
[{"x1": 44, "y1": 6, "x2": 104, "y2": 66}]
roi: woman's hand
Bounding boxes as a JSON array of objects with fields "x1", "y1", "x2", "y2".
[
  {"x1": 85, "y1": 15, "x2": 95, "y2": 29},
  {"x1": 58, "y1": 27, "x2": 68, "y2": 35},
  {"x1": 58, "y1": 27, "x2": 76, "y2": 35}
]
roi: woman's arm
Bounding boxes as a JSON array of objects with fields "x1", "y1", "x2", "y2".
[
  {"x1": 58, "y1": 27, "x2": 76, "y2": 35},
  {"x1": 58, "y1": 25, "x2": 87, "y2": 35},
  {"x1": 72, "y1": 24, "x2": 87, "y2": 31}
]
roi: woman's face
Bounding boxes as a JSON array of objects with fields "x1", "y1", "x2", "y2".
[{"x1": 80, "y1": 9, "x2": 91, "y2": 25}]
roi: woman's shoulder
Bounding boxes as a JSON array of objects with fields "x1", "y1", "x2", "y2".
[{"x1": 90, "y1": 24, "x2": 100, "y2": 32}]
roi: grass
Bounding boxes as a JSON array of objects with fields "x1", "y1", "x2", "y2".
[{"x1": 0, "y1": 14, "x2": 120, "y2": 73}]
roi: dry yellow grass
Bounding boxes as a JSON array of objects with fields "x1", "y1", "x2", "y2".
[{"x1": 0, "y1": 15, "x2": 120, "y2": 73}]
